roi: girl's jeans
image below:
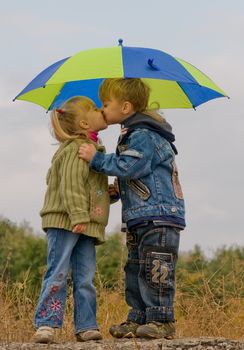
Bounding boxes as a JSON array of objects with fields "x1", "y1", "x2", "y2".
[
  {"x1": 125, "y1": 223, "x2": 180, "y2": 324},
  {"x1": 34, "y1": 228, "x2": 97, "y2": 334}
]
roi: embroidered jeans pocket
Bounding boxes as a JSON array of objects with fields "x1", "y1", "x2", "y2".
[
  {"x1": 144, "y1": 250, "x2": 174, "y2": 289},
  {"x1": 126, "y1": 231, "x2": 138, "y2": 249},
  {"x1": 172, "y1": 161, "x2": 184, "y2": 200}
]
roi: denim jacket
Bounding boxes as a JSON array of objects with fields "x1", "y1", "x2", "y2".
[{"x1": 90, "y1": 113, "x2": 186, "y2": 229}]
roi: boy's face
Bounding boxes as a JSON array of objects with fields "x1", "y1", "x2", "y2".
[{"x1": 102, "y1": 97, "x2": 134, "y2": 125}]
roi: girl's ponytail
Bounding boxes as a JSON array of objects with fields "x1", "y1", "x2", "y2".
[
  {"x1": 50, "y1": 96, "x2": 96, "y2": 143},
  {"x1": 50, "y1": 109, "x2": 76, "y2": 142}
]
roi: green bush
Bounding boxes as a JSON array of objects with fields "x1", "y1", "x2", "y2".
[
  {"x1": 0, "y1": 216, "x2": 46, "y2": 292},
  {"x1": 0, "y1": 216, "x2": 243, "y2": 300}
]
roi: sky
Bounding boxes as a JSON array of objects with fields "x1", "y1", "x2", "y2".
[{"x1": 1, "y1": 0, "x2": 244, "y2": 255}]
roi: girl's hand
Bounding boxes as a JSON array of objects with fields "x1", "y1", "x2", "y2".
[
  {"x1": 79, "y1": 144, "x2": 97, "y2": 162},
  {"x1": 72, "y1": 224, "x2": 86, "y2": 233}
]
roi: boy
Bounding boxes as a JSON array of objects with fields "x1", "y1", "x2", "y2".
[{"x1": 79, "y1": 78, "x2": 185, "y2": 339}]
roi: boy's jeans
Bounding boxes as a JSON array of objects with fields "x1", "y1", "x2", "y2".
[
  {"x1": 34, "y1": 228, "x2": 97, "y2": 334},
  {"x1": 125, "y1": 223, "x2": 180, "y2": 324}
]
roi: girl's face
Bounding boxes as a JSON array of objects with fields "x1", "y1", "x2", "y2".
[{"x1": 85, "y1": 106, "x2": 108, "y2": 132}]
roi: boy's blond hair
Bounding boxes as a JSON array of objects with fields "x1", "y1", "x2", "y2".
[
  {"x1": 51, "y1": 96, "x2": 96, "y2": 142},
  {"x1": 99, "y1": 78, "x2": 150, "y2": 113},
  {"x1": 99, "y1": 78, "x2": 164, "y2": 123}
]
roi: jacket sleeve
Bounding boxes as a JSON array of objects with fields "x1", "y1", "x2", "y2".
[
  {"x1": 60, "y1": 147, "x2": 90, "y2": 226},
  {"x1": 90, "y1": 130, "x2": 154, "y2": 179}
]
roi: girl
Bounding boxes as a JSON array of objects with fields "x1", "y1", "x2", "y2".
[{"x1": 32, "y1": 96, "x2": 110, "y2": 343}]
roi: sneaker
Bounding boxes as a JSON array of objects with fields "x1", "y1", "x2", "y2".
[
  {"x1": 109, "y1": 321, "x2": 139, "y2": 338},
  {"x1": 136, "y1": 321, "x2": 175, "y2": 339},
  {"x1": 76, "y1": 329, "x2": 102, "y2": 342},
  {"x1": 32, "y1": 326, "x2": 55, "y2": 343}
]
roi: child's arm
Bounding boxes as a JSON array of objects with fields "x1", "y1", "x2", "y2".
[
  {"x1": 79, "y1": 143, "x2": 97, "y2": 161},
  {"x1": 79, "y1": 130, "x2": 155, "y2": 179}
]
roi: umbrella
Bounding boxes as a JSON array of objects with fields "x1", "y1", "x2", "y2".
[{"x1": 14, "y1": 40, "x2": 228, "y2": 111}]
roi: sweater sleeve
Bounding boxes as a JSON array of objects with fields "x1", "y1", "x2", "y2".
[{"x1": 60, "y1": 147, "x2": 90, "y2": 227}]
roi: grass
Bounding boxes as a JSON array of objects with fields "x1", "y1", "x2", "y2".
[{"x1": 0, "y1": 274, "x2": 243, "y2": 343}]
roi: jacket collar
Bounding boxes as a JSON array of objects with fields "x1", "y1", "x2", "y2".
[{"x1": 121, "y1": 112, "x2": 178, "y2": 154}]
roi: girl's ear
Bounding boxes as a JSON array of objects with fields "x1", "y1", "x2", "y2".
[
  {"x1": 121, "y1": 101, "x2": 134, "y2": 115},
  {"x1": 79, "y1": 120, "x2": 89, "y2": 129}
]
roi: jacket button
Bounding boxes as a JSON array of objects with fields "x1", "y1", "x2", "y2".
[{"x1": 171, "y1": 207, "x2": 177, "y2": 213}]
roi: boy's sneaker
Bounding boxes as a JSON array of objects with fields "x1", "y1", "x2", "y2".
[
  {"x1": 32, "y1": 326, "x2": 55, "y2": 343},
  {"x1": 136, "y1": 321, "x2": 175, "y2": 339},
  {"x1": 76, "y1": 329, "x2": 102, "y2": 342},
  {"x1": 109, "y1": 321, "x2": 139, "y2": 338}
]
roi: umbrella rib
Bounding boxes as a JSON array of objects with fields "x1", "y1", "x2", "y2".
[
  {"x1": 176, "y1": 81, "x2": 195, "y2": 109},
  {"x1": 46, "y1": 83, "x2": 66, "y2": 112}
]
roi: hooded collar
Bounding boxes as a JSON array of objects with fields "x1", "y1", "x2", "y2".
[{"x1": 121, "y1": 112, "x2": 178, "y2": 154}]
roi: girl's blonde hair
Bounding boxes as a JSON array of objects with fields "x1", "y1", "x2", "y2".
[
  {"x1": 51, "y1": 96, "x2": 96, "y2": 142},
  {"x1": 99, "y1": 78, "x2": 164, "y2": 123}
]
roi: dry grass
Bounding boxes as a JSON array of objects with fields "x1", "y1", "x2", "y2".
[
  {"x1": 0, "y1": 280, "x2": 35, "y2": 342},
  {"x1": 175, "y1": 288, "x2": 244, "y2": 340},
  {"x1": 0, "y1": 273, "x2": 243, "y2": 342}
]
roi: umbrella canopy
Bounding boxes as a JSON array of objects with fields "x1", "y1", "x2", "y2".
[{"x1": 14, "y1": 41, "x2": 228, "y2": 111}]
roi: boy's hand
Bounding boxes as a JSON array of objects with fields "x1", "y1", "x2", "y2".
[
  {"x1": 72, "y1": 224, "x2": 86, "y2": 233},
  {"x1": 79, "y1": 144, "x2": 97, "y2": 162},
  {"x1": 109, "y1": 178, "x2": 120, "y2": 203},
  {"x1": 108, "y1": 184, "x2": 119, "y2": 196},
  {"x1": 109, "y1": 178, "x2": 119, "y2": 194}
]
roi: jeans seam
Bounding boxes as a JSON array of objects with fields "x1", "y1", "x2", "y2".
[
  {"x1": 48, "y1": 229, "x2": 58, "y2": 275},
  {"x1": 73, "y1": 242, "x2": 80, "y2": 327}
]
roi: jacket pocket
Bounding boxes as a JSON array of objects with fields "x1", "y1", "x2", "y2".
[
  {"x1": 89, "y1": 188, "x2": 110, "y2": 225},
  {"x1": 127, "y1": 179, "x2": 151, "y2": 200},
  {"x1": 172, "y1": 161, "x2": 184, "y2": 200}
]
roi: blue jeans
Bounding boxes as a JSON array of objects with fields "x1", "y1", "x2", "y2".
[
  {"x1": 34, "y1": 228, "x2": 97, "y2": 334},
  {"x1": 125, "y1": 223, "x2": 180, "y2": 324}
]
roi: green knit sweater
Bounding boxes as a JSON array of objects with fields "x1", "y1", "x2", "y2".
[{"x1": 40, "y1": 138, "x2": 110, "y2": 244}]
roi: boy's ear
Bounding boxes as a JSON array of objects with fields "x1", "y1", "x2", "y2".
[
  {"x1": 121, "y1": 101, "x2": 134, "y2": 115},
  {"x1": 79, "y1": 120, "x2": 89, "y2": 129}
]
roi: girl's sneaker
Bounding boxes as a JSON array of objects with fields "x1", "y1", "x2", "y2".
[
  {"x1": 76, "y1": 329, "x2": 102, "y2": 341},
  {"x1": 32, "y1": 326, "x2": 55, "y2": 343}
]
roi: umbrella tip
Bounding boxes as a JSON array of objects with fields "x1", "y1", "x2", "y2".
[{"x1": 118, "y1": 38, "x2": 123, "y2": 46}]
